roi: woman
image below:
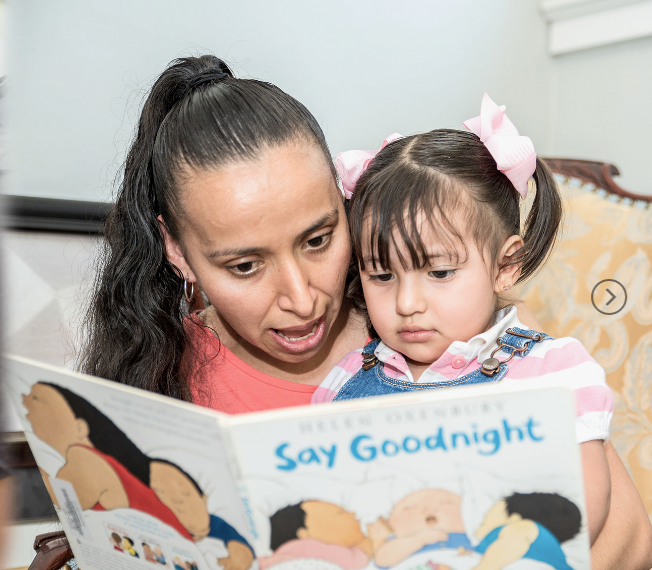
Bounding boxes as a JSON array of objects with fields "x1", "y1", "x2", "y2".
[{"x1": 81, "y1": 55, "x2": 651, "y2": 568}]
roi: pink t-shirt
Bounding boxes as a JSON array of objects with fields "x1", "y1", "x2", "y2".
[{"x1": 185, "y1": 316, "x2": 317, "y2": 414}]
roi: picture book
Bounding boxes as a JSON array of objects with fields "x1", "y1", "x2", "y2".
[{"x1": 5, "y1": 354, "x2": 590, "y2": 570}]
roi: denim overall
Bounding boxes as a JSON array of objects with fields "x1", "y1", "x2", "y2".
[{"x1": 333, "y1": 327, "x2": 552, "y2": 401}]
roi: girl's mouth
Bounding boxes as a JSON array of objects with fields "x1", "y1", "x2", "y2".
[{"x1": 271, "y1": 316, "x2": 326, "y2": 353}]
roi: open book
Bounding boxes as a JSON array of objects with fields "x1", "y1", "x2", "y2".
[{"x1": 5, "y1": 354, "x2": 590, "y2": 570}]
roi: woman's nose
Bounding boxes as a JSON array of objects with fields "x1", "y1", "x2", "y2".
[
  {"x1": 395, "y1": 277, "x2": 427, "y2": 316},
  {"x1": 276, "y1": 259, "x2": 318, "y2": 317}
]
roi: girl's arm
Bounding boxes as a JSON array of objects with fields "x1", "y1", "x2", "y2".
[
  {"x1": 590, "y1": 442, "x2": 652, "y2": 570},
  {"x1": 581, "y1": 440, "x2": 610, "y2": 544}
]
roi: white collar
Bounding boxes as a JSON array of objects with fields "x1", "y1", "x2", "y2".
[{"x1": 373, "y1": 306, "x2": 524, "y2": 382}]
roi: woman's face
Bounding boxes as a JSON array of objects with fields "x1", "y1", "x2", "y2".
[{"x1": 163, "y1": 144, "x2": 351, "y2": 364}]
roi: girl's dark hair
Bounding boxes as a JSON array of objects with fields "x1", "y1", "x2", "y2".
[
  {"x1": 347, "y1": 129, "x2": 561, "y2": 333},
  {"x1": 504, "y1": 492, "x2": 581, "y2": 543},
  {"x1": 80, "y1": 55, "x2": 335, "y2": 399},
  {"x1": 42, "y1": 382, "x2": 151, "y2": 484}
]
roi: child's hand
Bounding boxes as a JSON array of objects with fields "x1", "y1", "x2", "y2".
[
  {"x1": 217, "y1": 541, "x2": 254, "y2": 570},
  {"x1": 417, "y1": 527, "x2": 448, "y2": 546},
  {"x1": 367, "y1": 517, "x2": 392, "y2": 546}
]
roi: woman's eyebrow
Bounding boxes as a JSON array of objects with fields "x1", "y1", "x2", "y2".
[
  {"x1": 299, "y1": 207, "x2": 339, "y2": 238},
  {"x1": 208, "y1": 246, "x2": 264, "y2": 259},
  {"x1": 207, "y1": 208, "x2": 339, "y2": 259}
]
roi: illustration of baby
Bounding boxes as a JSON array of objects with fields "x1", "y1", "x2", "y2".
[
  {"x1": 471, "y1": 492, "x2": 581, "y2": 570},
  {"x1": 122, "y1": 537, "x2": 139, "y2": 557},
  {"x1": 149, "y1": 459, "x2": 255, "y2": 570},
  {"x1": 261, "y1": 500, "x2": 372, "y2": 569},
  {"x1": 143, "y1": 543, "x2": 158, "y2": 563},
  {"x1": 369, "y1": 489, "x2": 471, "y2": 568},
  {"x1": 154, "y1": 546, "x2": 168, "y2": 566},
  {"x1": 110, "y1": 532, "x2": 124, "y2": 552}
]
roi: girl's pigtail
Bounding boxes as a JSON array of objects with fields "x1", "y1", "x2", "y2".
[{"x1": 517, "y1": 158, "x2": 563, "y2": 283}]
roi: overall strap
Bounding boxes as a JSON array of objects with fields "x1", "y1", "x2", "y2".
[
  {"x1": 500, "y1": 327, "x2": 553, "y2": 357},
  {"x1": 480, "y1": 327, "x2": 552, "y2": 377},
  {"x1": 360, "y1": 338, "x2": 382, "y2": 371}
]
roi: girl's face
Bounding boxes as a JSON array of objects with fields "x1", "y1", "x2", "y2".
[
  {"x1": 360, "y1": 218, "x2": 520, "y2": 372},
  {"x1": 162, "y1": 144, "x2": 351, "y2": 364}
]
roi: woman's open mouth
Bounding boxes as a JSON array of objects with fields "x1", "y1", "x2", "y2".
[{"x1": 271, "y1": 316, "x2": 326, "y2": 353}]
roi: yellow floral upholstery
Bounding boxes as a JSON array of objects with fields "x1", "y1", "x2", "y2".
[{"x1": 516, "y1": 174, "x2": 652, "y2": 521}]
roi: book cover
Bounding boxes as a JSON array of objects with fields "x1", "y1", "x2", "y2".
[{"x1": 5, "y1": 355, "x2": 590, "y2": 570}]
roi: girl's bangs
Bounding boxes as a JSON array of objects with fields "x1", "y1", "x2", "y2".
[{"x1": 357, "y1": 166, "x2": 471, "y2": 272}]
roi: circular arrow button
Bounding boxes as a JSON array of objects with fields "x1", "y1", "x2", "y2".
[{"x1": 591, "y1": 279, "x2": 627, "y2": 315}]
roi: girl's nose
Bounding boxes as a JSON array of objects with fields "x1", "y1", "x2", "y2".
[{"x1": 395, "y1": 278, "x2": 427, "y2": 316}]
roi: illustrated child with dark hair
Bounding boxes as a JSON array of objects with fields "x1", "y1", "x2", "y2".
[
  {"x1": 154, "y1": 546, "x2": 168, "y2": 566},
  {"x1": 369, "y1": 489, "x2": 470, "y2": 568},
  {"x1": 312, "y1": 94, "x2": 613, "y2": 545},
  {"x1": 472, "y1": 492, "x2": 581, "y2": 570},
  {"x1": 110, "y1": 532, "x2": 124, "y2": 552},
  {"x1": 261, "y1": 500, "x2": 372, "y2": 569},
  {"x1": 143, "y1": 543, "x2": 158, "y2": 563},
  {"x1": 21, "y1": 382, "x2": 192, "y2": 540},
  {"x1": 122, "y1": 536, "x2": 139, "y2": 557},
  {"x1": 149, "y1": 459, "x2": 254, "y2": 570}
]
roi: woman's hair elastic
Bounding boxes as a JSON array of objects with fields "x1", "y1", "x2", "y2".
[
  {"x1": 182, "y1": 67, "x2": 233, "y2": 98},
  {"x1": 334, "y1": 133, "x2": 403, "y2": 198},
  {"x1": 463, "y1": 93, "x2": 536, "y2": 199}
]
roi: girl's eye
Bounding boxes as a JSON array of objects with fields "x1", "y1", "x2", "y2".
[
  {"x1": 227, "y1": 261, "x2": 261, "y2": 276},
  {"x1": 305, "y1": 231, "x2": 333, "y2": 249},
  {"x1": 369, "y1": 273, "x2": 394, "y2": 283},
  {"x1": 429, "y1": 269, "x2": 456, "y2": 280}
]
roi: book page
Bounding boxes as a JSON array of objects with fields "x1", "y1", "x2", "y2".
[
  {"x1": 228, "y1": 385, "x2": 590, "y2": 570},
  {"x1": 4, "y1": 355, "x2": 255, "y2": 570}
]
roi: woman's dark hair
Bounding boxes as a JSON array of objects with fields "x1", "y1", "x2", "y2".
[
  {"x1": 81, "y1": 55, "x2": 336, "y2": 399},
  {"x1": 504, "y1": 492, "x2": 581, "y2": 543},
  {"x1": 42, "y1": 382, "x2": 151, "y2": 484},
  {"x1": 346, "y1": 129, "x2": 561, "y2": 335},
  {"x1": 269, "y1": 502, "x2": 307, "y2": 551}
]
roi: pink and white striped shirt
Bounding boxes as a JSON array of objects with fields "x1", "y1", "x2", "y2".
[{"x1": 312, "y1": 307, "x2": 613, "y2": 443}]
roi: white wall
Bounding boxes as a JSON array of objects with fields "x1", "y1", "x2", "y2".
[
  {"x1": 546, "y1": 34, "x2": 652, "y2": 195},
  {"x1": 3, "y1": 0, "x2": 552, "y2": 202}
]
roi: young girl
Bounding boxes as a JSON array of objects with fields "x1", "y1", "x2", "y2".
[{"x1": 312, "y1": 94, "x2": 613, "y2": 544}]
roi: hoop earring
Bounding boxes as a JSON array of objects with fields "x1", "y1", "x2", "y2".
[{"x1": 184, "y1": 277, "x2": 195, "y2": 304}]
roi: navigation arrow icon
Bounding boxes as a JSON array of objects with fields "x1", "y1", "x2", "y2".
[{"x1": 605, "y1": 288, "x2": 616, "y2": 306}]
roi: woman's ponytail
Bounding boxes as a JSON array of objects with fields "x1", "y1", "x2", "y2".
[
  {"x1": 516, "y1": 158, "x2": 563, "y2": 283},
  {"x1": 81, "y1": 57, "x2": 233, "y2": 398}
]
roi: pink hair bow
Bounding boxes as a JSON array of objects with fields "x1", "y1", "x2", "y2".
[
  {"x1": 335, "y1": 133, "x2": 403, "y2": 199},
  {"x1": 463, "y1": 93, "x2": 536, "y2": 199}
]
